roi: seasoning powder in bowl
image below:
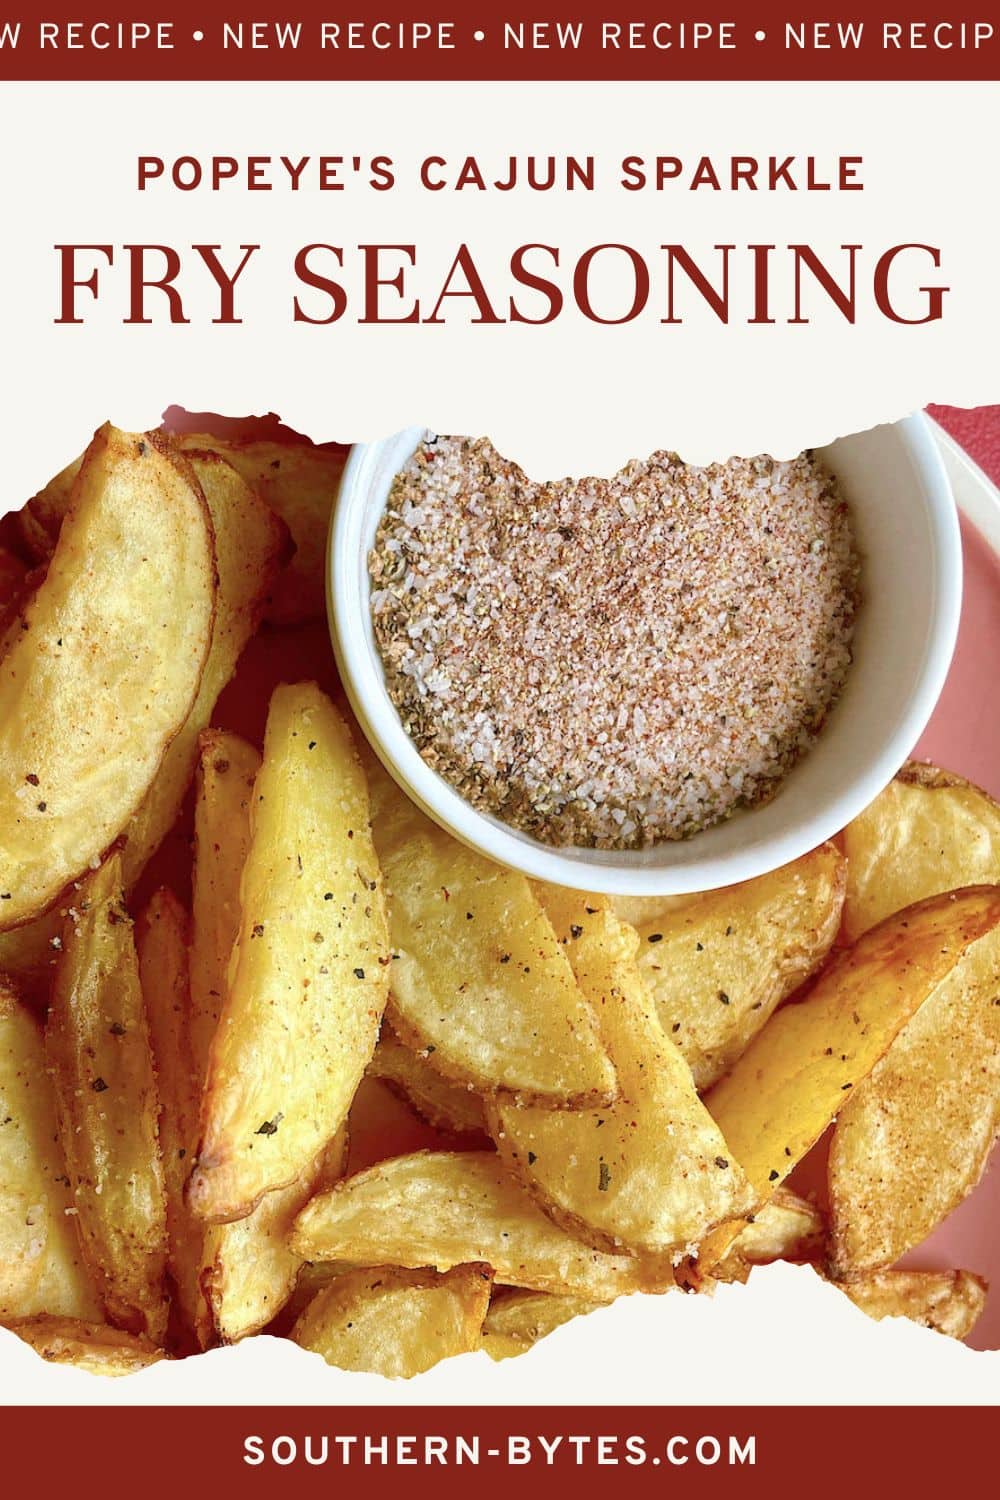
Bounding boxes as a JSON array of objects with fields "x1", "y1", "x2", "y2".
[{"x1": 369, "y1": 438, "x2": 860, "y2": 851}]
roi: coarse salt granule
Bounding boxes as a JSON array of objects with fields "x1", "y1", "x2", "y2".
[{"x1": 370, "y1": 436, "x2": 860, "y2": 850}]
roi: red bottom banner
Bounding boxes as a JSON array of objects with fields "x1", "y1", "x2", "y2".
[{"x1": 0, "y1": 1405, "x2": 991, "y2": 1495}]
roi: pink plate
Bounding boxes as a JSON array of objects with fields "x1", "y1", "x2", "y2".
[{"x1": 906, "y1": 409, "x2": 1000, "y2": 1349}]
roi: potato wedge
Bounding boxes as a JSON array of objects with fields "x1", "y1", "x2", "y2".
[
  {"x1": 489, "y1": 892, "x2": 753, "y2": 1256},
  {"x1": 0, "y1": 424, "x2": 215, "y2": 930},
  {"x1": 291, "y1": 1151, "x2": 664, "y2": 1299},
  {"x1": 829, "y1": 925, "x2": 1000, "y2": 1276},
  {"x1": 136, "y1": 889, "x2": 208, "y2": 1346},
  {"x1": 374, "y1": 786, "x2": 615, "y2": 1107},
  {"x1": 836, "y1": 1269, "x2": 987, "y2": 1341},
  {"x1": 179, "y1": 434, "x2": 343, "y2": 624},
  {"x1": 368, "y1": 1024, "x2": 488, "y2": 1139},
  {"x1": 632, "y1": 845, "x2": 846, "y2": 1090},
  {"x1": 731, "y1": 1188, "x2": 824, "y2": 1266},
  {"x1": 4, "y1": 1315, "x2": 165, "y2": 1376},
  {"x1": 189, "y1": 683, "x2": 390, "y2": 1222},
  {"x1": 189, "y1": 730, "x2": 262, "y2": 1077},
  {"x1": 46, "y1": 855, "x2": 169, "y2": 1340},
  {"x1": 0, "y1": 983, "x2": 100, "y2": 1320},
  {"x1": 121, "y1": 450, "x2": 288, "y2": 886},
  {"x1": 292, "y1": 1263, "x2": 490, "y2": 1378},
  {"x1": 482, "y1": 1288, "x2": 602, "y2": 1360},
  {"x1": 23, "y1": 454, "x2": 84, "y2": 557},
  {"x1": 699, "y1": 885, "x2": 1000, "y2": 1270},
  {"x1": 843, "y1": 764, "x2": 1000, "y2": 942},
  {"x1": 715, "y1": 1188, "x2": 825, "y2": 1282},
  {"x1": 203, "y1": 1128, "x2": 349, "y2": 1344}
]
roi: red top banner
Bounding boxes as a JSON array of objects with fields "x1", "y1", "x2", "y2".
[{"x1": 0, "y1": 1, "x2": 996, "y2": 80}]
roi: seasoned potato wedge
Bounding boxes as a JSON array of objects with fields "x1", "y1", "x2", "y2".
[
  {"x1": 731, "y1": 1188, "x2": 824, "y2": 1266},
  {"x1": 4, "y1": 1315, "x2": 165, "y2": 1376},
  {"x1": 0, "y1": 983, "x2": 100, "y2": 1320},
  {"x1": 136, "y1": 889, "x2": 209, "y2": 1347},
  {"x1": 203, "y1": 1129, "x2": 349, "y2": 1344},
  {"x1": 368, "y1": 1025, "x2": 488, "y2": 1139},
  {"x1": 179, "y1": 434, "x2": 344, "y2": 624},
  {"x1": 121, "y1": 450, "x2": 288, "y2": 886},
  {"x1": 699, "y1": 886, "x2": 1000, "y2": 1270},
  {"x1": 189, "y1": 683, "x2": 389, "y2": 1223},
  {"x1": 716, "y1": 1188, "x2": 825, "y2": 1282},
  {"x1": 836, "y1": 1269, "x2": 987, "y2": 1341},
  {"x1": 632, "y1": 845, "x2": 846, "y2": 1090},
  {"x1": 46, "y1": 856, "x2": 169, "y2": 1340},
  {"x1": 22, "y1": 454, "x2": 84, "y2": 557},
  {"x1": 481, "y1": 1288, "x2": 603, "y2": 1359},
  {"x1": 0, "y1": 424, "x2": 215, "y2": 930},
  {"x1": 843, "y1": 764, "x2": 1000, "y2": 942},
  {"x1": 374, "y1": 787, "x2": 615, "y2": 1107},
  {"x1": 189, "y1": 731, "x2": 261, "y2": 1077},
  {"x1": 489, "y1": 892, "x2": 753, "y2": 1255},
  {"x1": 292, "y1": 1263, "x2": 490, "y2": 1377},
  {"x1": 829, "y1": 925, "x2": 1000, "y2": 1277},
  {"x1": 291, "y1": 1151, "x2": 664, "y2": 1299}
]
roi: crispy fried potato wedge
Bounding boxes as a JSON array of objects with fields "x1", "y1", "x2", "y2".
[
  {"x1": 489, "y1": 892, "x2": 753, "y2": 1256},
  {"x1": 189, "y1": 683, "x2": 390, "y2": 1222},
  {"x1": 731, "y1": 1188, "x2": 824, "y2": 1265},
  {"x1": 121, "y1": 450, "x2": 288, "y2": 886},
  {"x1": 368, "y1": 1024, "x2": 488, "y2": 1139},
  {"x1": 715, "y1": 1189, "x2": 825, "y2": 1282},
  {"x1": 631, "y1": 845, "x2": 846, "y2": 1090},
  {"x1": 190, "y1": 731, "x2": 262, "y2": 1077},
  {"x1": 373, "y1": 786, "x2": 615, "y2": 1107},
  {"x1": 136, "y1": 889, "x2": 208, "y2": 1346},
  {"x1": 179, "y1": 434, "x2": 343, "y2": 624},
  {"x1": 292, "y1": 1263, "x2": 490, "y2": 1378},
  {"x1": 836, "y1": 1269, "x2": 987, "y2": 1341},
  {"x1": 23, "y1": 454, "x2": 84, "y2": 557},
  {"x1": 204, "y1": 1128, "x2": 349, "y2": 1344},
  {"x1": 291, "y1": 1151, "x2": 664, "y2": 1299},
  {"x1": 4, "y1": 1315, "x2": 165, "y2": 1376},
  {"x1": 46, "y1": 855, "x2": 169, "y2": 1340},
  {"x1": 843, "y1": 764, "x2": 1000, "y2": 942},
  {"x1": 481, "y1": 1288, "x2": 603, "y2": 1359},
  {"x1": 0, "y1": 983, "x2": 100, "y2": 1320},
  {"x1": 699, "y1": 886, "x2": 1000, "y2": 1271},
  {"x1": 829, "y1": 925, "x2": 1000, "y2": 1276},
  {"x1": 0, "y1": 425, "x2": 215, "y2": 930}
]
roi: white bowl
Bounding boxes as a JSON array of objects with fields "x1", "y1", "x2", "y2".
[{"x1": 329, "y1": 416, "x2": 961, "y2": 895}]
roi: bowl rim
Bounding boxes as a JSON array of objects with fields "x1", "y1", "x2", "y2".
[{"x1": 329, "y1": 414, "x2": 962, "y2": 894}]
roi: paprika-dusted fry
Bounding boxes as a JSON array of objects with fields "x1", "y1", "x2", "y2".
[
  {"x1": 3, "y1": 1315, "x2": 166, "y2": 1376},
  {"x1": 189, "y1": 684, "x2": 390, "y2": 1223},
  {"x1": 121, "y1": 449, "x2": 289, "y2": 886},
  {"x1": 630, "y1": 844, "x2": 846, "y2": 1089},
  {"x1": 292, "y1": 1263, "x2": 491, "y2": 1378},
  {"x1": 0, "y1": 425, "x2": 215, "y2": 930},
  {"x1": 699, "y1": 886, "x2": 1000, "y2": 1270},
  {"x1": 46, "y1": 855, "x2": 169, "y2": 1341},
  {"x1": 489, "y1": 891, "x2": 753, "y2": 1256},
  {"x1": 291, "y1": 1151, "x2": 667, "y2": 1300},
  {"x1": 0, "y1": 982, "x2": 100, "y2": 1321},
  {"x1": 374, "y1": 785, "x2": 615, "y2": 1107},
  {"x1": 829, "y1": 926, "x2": 1000, "y2": 1277}
]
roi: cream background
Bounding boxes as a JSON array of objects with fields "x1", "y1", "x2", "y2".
[
  {"x1": 0, "y1": 81, "x2": 998, "y2": 480},
  {"x1": 0, "y1": 79, "x2": 999, "y2": 1404}
]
